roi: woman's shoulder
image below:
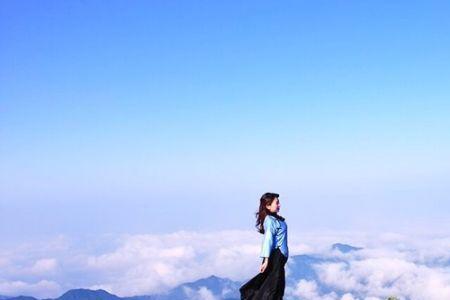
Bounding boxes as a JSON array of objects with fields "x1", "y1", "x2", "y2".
[
  {"x1": 268, "y1": 213, "x2": 285, "y2": 222},
  {"x1": 263, "y1": 215, "x2": 277, "y2": 227},
  {"x1": 264, "y1": 214, "x2": 285, "y2": 227}
]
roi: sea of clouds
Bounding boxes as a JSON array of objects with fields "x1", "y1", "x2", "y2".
[{"x1": 1, "y1": 229, "x2": 450, "y2": 300}]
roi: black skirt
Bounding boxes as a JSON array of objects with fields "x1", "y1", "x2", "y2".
[{"x1": 239, "y1": 248, "x2": 288, "y2": 300}]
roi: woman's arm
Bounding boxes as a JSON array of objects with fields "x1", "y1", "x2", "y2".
[
  {"x1": 259, "y1": 217, "x2": 277, "y2": 272},
  {"x1": 260, "y1": 217, "x2": 276, "y2": 258}
]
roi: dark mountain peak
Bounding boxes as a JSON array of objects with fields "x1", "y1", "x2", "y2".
[
  {"x1": 4, "y1": 296, "x2": 38, "y2": 300},
  {"x1": 57, "y1": 288, "x2": 120, "y2": 300},
  {"x1": 331, "y1": 243, "x2": 363, "y2": 253},
  {"x1": 184, "y1": 274, "x2": 231, "y2": 288},
  {"x1": 204, "y1": 275, "x2": 223, "y2": 282}
]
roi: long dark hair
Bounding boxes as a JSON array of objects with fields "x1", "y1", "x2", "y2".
[{"x1": 255, "y1": 192, "x2": 284, "y2": 234}]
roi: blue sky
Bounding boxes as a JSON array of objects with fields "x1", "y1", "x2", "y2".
[{"x1": 1, "y1": 1, "x2": 450, "y2": 243}]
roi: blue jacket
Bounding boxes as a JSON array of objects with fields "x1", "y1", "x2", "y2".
[{"x1": 260, "y1": 214, "x2": 289, "y2": 259}]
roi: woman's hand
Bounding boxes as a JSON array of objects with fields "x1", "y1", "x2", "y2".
[{"x1": 260, "y1": 258, "x2": 269, "y2": 273}]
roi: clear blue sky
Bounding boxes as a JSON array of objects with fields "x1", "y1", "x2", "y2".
[{"x1": 1, "y1": 1, "x2": 450, "y2": 243}]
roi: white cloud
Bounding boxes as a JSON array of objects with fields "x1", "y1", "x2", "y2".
[
  {"x1": 183, "y1": 286, "x2": 219, "y2": 300},
  {"x1": 0, "y1": 230, "x2": 261, "y2": 297},
  {"x1": 1, "y1": 229, "x2": 450, "y2": 299},
  {"x1": 292, "y1": 279, "x2": 338, "y2": 300},
  {"x1": 312, "y1": 247, "x2": 450, "y2": 300},
  {"x1": 0, "y1": 279, "x2": 62, "y2": 299},
  {"x1": 340, "y1": 293, "x2": 356, "y2": 300},
  {"x1": 30, "y1": 258, "x2": 58, "y2": 275}
]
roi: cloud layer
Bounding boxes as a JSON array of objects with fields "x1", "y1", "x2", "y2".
[{"x1": 1, "y1": 230, "x2": 450, "y2": 299}]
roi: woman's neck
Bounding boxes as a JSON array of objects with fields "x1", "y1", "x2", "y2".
[{"x1": 268, "y1": 211, "x2": 285, "y2": 221}]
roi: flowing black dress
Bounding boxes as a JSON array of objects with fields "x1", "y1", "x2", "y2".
[{"x1": 239, "y1": 247, "x2": 288, "y2": 300}]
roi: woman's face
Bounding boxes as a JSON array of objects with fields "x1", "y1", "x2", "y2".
[{"x1": 266, "y1": 197, "x2": 280, "y2": 213}]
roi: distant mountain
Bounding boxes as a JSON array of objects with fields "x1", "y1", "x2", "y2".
[
  {"x1": 3, "y1": 277, "x2": 240, "y2": 300},
  {"x1": 57, "y1": 289, "x2": 121, "y2": 300},
  {"x1": 331, "y1": 243, "x2": 363, "y2": 253},
  {"x1": 3, "y1": 297, "x2": 38, "y2": 300},
  {"x1": 4, "y1": 290, "x2": 123, "y2": 300},
  {"x1": 0, "y1": 296, "x2": 12, "y2": 300},
  {"x1": 148, "y1": 275, "x2": 241, "y2": 300}
]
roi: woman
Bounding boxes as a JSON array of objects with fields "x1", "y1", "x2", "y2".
[{"x1": 239, "y1": 192, "x2": 289, "y2": 300}]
